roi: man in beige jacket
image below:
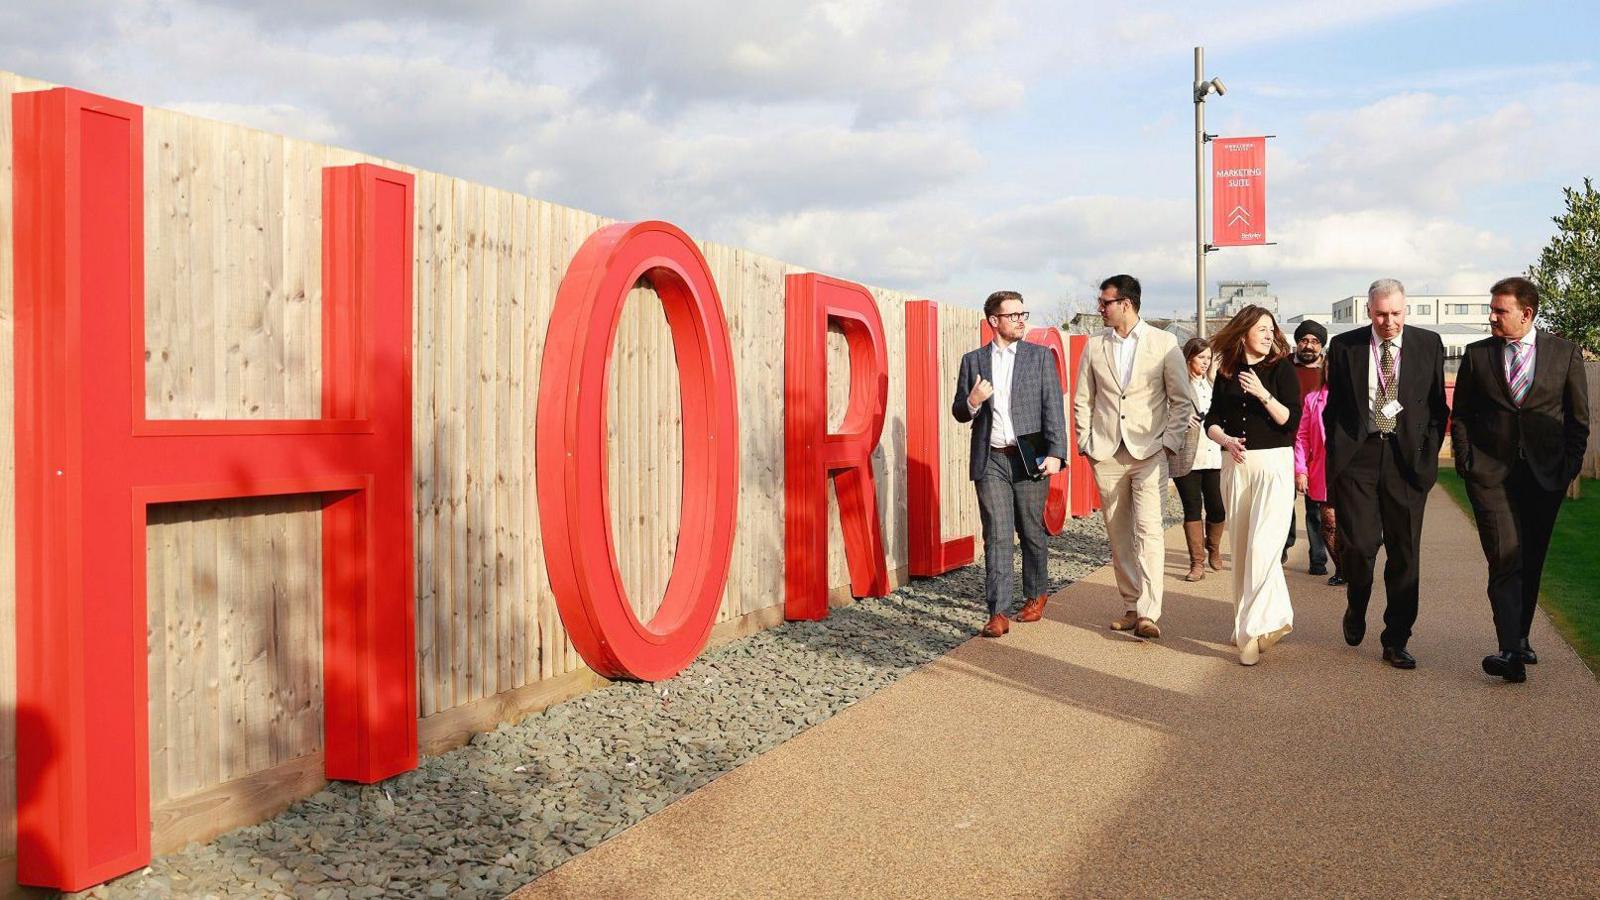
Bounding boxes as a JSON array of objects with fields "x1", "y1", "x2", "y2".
[{"x1": 1073, "y1": 275, "x2": 1194, "y2": 638}]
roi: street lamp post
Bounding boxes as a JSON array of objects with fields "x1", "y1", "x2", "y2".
[{"x1": 1193, "y1": 47, "x2": 1225, "y2": 338}]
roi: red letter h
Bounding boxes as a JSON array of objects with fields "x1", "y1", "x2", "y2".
[{"x1": 12, "y1": 88, "x2": 416, "y2": 890}]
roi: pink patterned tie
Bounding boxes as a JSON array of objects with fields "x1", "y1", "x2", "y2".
[{"x1": 1507, "y1": 341, "x2": 1532, "y2": 406}]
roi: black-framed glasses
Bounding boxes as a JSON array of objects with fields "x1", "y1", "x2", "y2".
[
  {"x1": 1096, "y1": 297, "x2": 1126, "y2": 310},
  {"x1": 993, "y1": 311, "x2": 1030, "y2": 323}
]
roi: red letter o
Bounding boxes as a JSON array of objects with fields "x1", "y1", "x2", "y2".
[{"x1": 536, "y1": 221, "x2": 739, "y2": 681}]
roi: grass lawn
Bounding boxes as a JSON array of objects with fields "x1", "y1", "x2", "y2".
[{"x1": 1435, "y1": 470, "x2": 1600, "y2": 674}]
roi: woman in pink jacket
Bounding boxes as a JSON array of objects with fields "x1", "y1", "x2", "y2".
[{"x1": 1293, "y1": 360, "x2": 1344, "y2": 586}]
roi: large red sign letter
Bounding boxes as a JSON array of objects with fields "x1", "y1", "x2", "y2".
[
  {"x1": 906, "y1": 301, "x2": 973, "y2": 576},
  {"x1": 1068, "y1": 333, "x2": 1094, "y2": 518},
  {"x1": 535, "y1": 221, "x2": 739, "y2": 682},
  {"x1": 1026, "y1": 328, "x2": 1071, "y2": 534},
  {"x1": 784, "y1": 274, "x2": 888, "y2": 620},
  {"x1": 12, "y1": 88, "x2": 415, "y2": 890}
]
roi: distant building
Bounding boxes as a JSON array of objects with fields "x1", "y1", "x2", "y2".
[
  {"x1": 1330, "y1": 294, "x2": 1490, "y2": 327},
  {"x1": 1209, "y1": 281, "x2": 1278, "y2": 319},
  {"x1": 1320, "y1": 292, "x2": 1490, "y2": 371}
]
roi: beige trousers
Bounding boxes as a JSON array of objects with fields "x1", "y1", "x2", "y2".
[
  {"x1": 1222, "y1": 447, "x2": 1295, "y2": 648},
  {"x1": 1091, "y1": 444, "x2": 1167, "y2": 621}
]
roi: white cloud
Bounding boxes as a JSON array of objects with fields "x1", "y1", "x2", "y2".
[
  {"x1": 731, "y1": 200, "x2": 978, "y2": 290},
  {"x1": 1281, "y1": 83, "x2": 1600, "y2": 213},
  {"x1": 0, "y1": 0, "x2": 1586, "y2": 323},
  {"x1": 181, "y1": 0, "x2": 1028, "y2": 124}
]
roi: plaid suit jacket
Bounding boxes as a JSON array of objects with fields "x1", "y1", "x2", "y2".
[{"x1": 951, "y1": 340, "x2": 1069, "y2": 481}]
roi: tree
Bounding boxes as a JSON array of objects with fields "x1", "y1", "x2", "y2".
[{"x1": 1529, "y1": 178, "x2": 1600, "y2": 356}]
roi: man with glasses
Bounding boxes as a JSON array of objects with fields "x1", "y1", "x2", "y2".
[
  {"x1": 952, "y1": 291, "x2": 1069, "y2": 638},
  {"x1": 1072, "y1": 275, "x2": 1192, "y2": 638}
]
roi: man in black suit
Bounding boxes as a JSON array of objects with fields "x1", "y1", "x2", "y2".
[
  {"x1": 1450, "y1": 277, "x2": 1591, "y2": 683},
  {"x1": 952, "y1": 291, "x2": 1069, "y2": 638},
  {"x1": 1322, "y1": 279, "x2": 1450, "y2": 668}
]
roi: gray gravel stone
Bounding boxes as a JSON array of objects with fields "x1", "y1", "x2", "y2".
[{"x1": 97, "y1": 496, "x2": 1173, "y2": 898}]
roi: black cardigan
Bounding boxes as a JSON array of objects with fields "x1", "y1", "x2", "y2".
[{"x1": 1203, "y1": 358, "x2": 1302, "y2": 451}]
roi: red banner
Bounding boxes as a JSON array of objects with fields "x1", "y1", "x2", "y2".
[{"x1": 1211, "y1": 136, "x2": 1267, "y2": 246}]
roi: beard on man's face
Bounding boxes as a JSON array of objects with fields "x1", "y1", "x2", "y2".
[{"x1": 1295, "y1": 348, "x2": 1322, "y2": 365}]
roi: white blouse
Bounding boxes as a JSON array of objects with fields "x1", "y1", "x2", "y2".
[{"x1": 1188, "y1": 375, "x2": 1222, "y2": 471}]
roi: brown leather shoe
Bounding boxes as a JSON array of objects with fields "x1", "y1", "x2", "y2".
[
  {"x1": 1134, "y1": 617, "x2": 1162, "y2": 639},
  {"x1": 1109, "y1": 610, "x2": 1140, "y2": 631},
  {"x1": 1205, "y1": 521, "x2": 1225, "y2": 571},
  {"x1": 1014, "y1": 594, "x2": 1048, "y2": 623},
  {"x1": 981, "y1": 614, "x2": 1010, "y2": 637}
]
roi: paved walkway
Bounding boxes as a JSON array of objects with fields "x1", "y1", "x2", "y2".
[{"x1": 513, "y1": 490, "x2": 1600, "y2": 898}]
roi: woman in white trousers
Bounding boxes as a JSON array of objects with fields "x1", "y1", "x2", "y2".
[{"x1": 1202, "y1": 305, "x2": 1302, "y2": 665}]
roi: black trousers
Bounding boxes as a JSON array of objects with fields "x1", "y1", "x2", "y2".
[
  {"x1": 975, "y1": 449, "x2": 1051, "y2": 616},
  {"x1": 1282, "y1": 497, "x2": 1328, "y2": 568},
  {"x1": 1172, "y1": 468, "x2": 1225, "y2": 523},
  {"x1": 1333, "y1": 434, "x2": 1428, "y2": 649},
  {"x1": 1463, "y1": 461, "x2": 1565, "y2": 652}
]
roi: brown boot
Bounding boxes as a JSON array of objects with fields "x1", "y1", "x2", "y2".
[
  {"x1": 1205, "y1": 521, "x2": 1225, "y2": 571},
  {"x1": 1182, "y1": 521, "x2": 1206, "y2": 582}
]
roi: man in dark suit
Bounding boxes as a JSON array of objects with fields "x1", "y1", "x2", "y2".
[
  {"x1": 1450, "y1": 277, "x2": 1591, "y2": 683},
  {"x1": 1322, "y1": 279, "x2": 1450, "y2": 668},
  {"x1": 952, "y1": 290, "x2": 1069, "y2": 638}
]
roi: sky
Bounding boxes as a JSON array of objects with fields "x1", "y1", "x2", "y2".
[{"x1": 3, "y1": 0, "x2": 1597, "y2": 322}]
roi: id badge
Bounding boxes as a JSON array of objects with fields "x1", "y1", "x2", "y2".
[{"x1": 1381, "y1": 399, "x2": 1402, "y2": 419}]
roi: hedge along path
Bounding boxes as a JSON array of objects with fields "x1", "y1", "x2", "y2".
[{"x1": 517, "y1": 489, "x2": 1600, "y2": 899}]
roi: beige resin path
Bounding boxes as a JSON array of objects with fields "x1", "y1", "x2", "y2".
[{"x1": 515, "y1": 491, "x2": 1600, "y2": 898}]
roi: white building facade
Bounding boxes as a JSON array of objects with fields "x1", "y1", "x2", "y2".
[
  {"x1": 1209, "y1": 280, "x2": 1279, "y2": 318},
  {"x1": 1330, "y1": 294, "x2": 1490, "y2": 327}
]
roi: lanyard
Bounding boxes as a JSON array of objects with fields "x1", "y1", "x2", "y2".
[{"x1": 1371, "y1": 333, "x2": 1401, "y2": 396}]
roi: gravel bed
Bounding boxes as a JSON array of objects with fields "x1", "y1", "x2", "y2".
[{"x1": 91, "y1": 496, "x2": 1177, "y2": 900}]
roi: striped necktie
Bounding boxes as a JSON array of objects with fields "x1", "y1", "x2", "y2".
[{"x1": 1507, "y1": 340, "x2": 1532, "y2": 406}]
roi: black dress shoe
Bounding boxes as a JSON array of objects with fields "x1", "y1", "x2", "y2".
[
  {"x1": 1516, "y1": 639, "x2": 1538, "y2": 665},
  {"x1": 1327, "y1": 574, "x2": 1347, "y2": 586},
  {"x1": 1342, "y1": 606, "x2": 1366, "y2": 646},
  {"x1": 1309, "y1": 564, "x2": 1328, "y2": 576},
  {"x1": 1382, "y1": 646, "x2": 1417, "y2": 669},
  {"x1": 1483, "y1": 651, "x2": 1527, "y2": 683}
]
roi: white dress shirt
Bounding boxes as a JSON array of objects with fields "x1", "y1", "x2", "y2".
[
  {"x1": 985, "y1": 339, "x2": 1020, "y2": 448},
  {"x1": 1366, "y1": 325, "x2": 1405, "y2": 426},
  {"x1": 1189, "y1": 375, "x2": 1222, "y2": 471},
  {"x1": 1109, "y1": 319, "x2": 1147, "y2": 388}
]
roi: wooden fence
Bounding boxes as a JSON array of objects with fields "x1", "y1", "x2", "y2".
[
  {"x1": 0, "y1": 70, "x2": 1000, "y2": 883},
  {"x1": 1584, "y1": 361, "x2": 1600, "y2": 477},
  {"x1": 1566, "y1": 361, "x2": 1600, "y2": 499}
]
